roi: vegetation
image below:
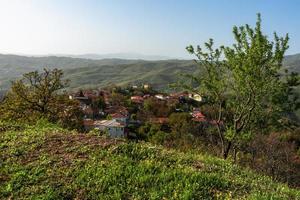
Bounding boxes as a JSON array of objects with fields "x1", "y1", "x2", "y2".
[
  {"x1": 1, "y1": 13, "x2": 300, "y2": 199},
  {"x1": 0, "y1": 69, "x2": 83, "y2": 130},
  {"x1": 0, "y1": 120, "x2": 299, "y2": 199},
  {"x1": 183, "y1": 14, "x2": 300, "y2": 159}
]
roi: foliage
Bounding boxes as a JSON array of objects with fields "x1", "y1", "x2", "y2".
[
  {"x1": 169, "y1": 112, "x2": 193, "y2": 135},
  {"x1": 138, "y1": 123, "x2": 162, "y2": 141},
  {"x1": 91, "y1": 96, "x2": 106, "y2": 111},
  {"x1": 149, "y1": 130, "x2": 168, "y2": 145},
  {"x1": 184, "y1": 14, "x2": 300, "y2": 159},
  {"x1": 239, "y1": 132, "x2": 300, "y2": 188},
  {"x1": 0, "y1": 122, "x2": 299, "y2": 199},
  {"x1": 143, "y1": 97, "x2": 175, "y2": 117},
  {"x1": 0, "y1": 69, "x2": 83, "y2": 130}
]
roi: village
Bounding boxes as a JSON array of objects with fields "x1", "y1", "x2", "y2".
[{"x1": 69, "y1": 84, "x2": 217, "y2": 139}]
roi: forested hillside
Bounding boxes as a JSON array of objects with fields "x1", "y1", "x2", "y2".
[
  {"x1": 0, "y1": 53, "x2": 300, "y2": 91},
  {"x1": 284, "y1": 53, "x2": 300, "y2": 72},
  {"x1": 0, "y1": 54, "x2": 138, "y2": 90}
]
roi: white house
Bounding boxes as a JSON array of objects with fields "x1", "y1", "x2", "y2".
[
  {"x1": 155, "y1": 94, "x2": 166, "y2": 100},
  {"x1": 94, "y1": 119, "x2": 126, "y2": 137},
  {"x1": 188, "y1": 93, "x2": 202, "y2": 102},
  {"x1": 143, "y1": 84, "x2": 150, "y2": 89}
]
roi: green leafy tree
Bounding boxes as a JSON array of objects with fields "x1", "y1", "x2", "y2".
[
  {"x1": 184, "y1": 14, "x2": 300, "y2": 159},
  {"x1": 0, "y1": 68, "x2": 83, "y2": 130},
  {"x1": 169, "y1": 112, "x2": 194, "y2": 137}
]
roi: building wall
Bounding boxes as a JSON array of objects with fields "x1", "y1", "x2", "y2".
[
  {"x1": 113, "y1": 117, "x2": 128, "y2": 124},
  {"x1": 97, "y1": 125, "x2": 125, "y2": 137},
  {"x1": 108, "y1": 127, "x2": 125, "y2": 137}
]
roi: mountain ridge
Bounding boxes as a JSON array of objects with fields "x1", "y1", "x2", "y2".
[
  {"x1": 0, "y1": 53, "x2": 299, "y2": 91},
  {"x1": 0, "y1": 52, "x2": 178, "y2": 61}
]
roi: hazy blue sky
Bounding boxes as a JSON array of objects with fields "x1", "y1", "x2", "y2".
[{"x1": 0, "y1": 0, "x2": 299, "y2": 58}]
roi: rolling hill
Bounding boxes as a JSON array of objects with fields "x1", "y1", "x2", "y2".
[
  {"x1": 0, "y1": 53, "x2": 300, "y2": 92},
  {"x1": 284, "y1": 53, "x2": 300, "y2": 73},
  {"x1": 0, "y1": 54, "x2": 198, "y2": 91},
  {"x1": 0, "y1": 54, "x2": 142, "y2": 91},
  {"x1": 63, "y1": 60, "x2": 199, "y2": 90}
]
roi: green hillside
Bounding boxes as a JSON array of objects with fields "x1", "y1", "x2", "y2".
[
  {"x1": 63, "y1": 60, "x2": 198, "y2": 90},
  {"x1": 284, "y1": 53, "x2": 300, "y2": 73},
  {"x1": 0, "y1": 53, "x2": 300, "y2": 91},
  {"x1": 0, "y1": 54, "x2": 138, "y2": 90},
  {"x1": 1, "y1": 121, "x2": 299, "y2": 199}
]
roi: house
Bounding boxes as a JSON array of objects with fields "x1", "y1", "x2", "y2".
[
  {"x1": 191, "y1": 110, "x2": 206, "y2": 122},
  {"x1": 143, "y1": 94, "x2": 151, "y2": 99},
  {"x1": 94, "y1": 119, "x2": 126, "y2": 137},
  {"x1": 110, "y1": 112, "x2": 129, "y2": 124},
  {"x1": 70, "y1": 95, "x2": 91, "y2": 107},
  {"x1": 155, "y1": 94, "x2": 166, "y2": 100},
  {"x1": 143, "y1": 84, "x2": 150, "y2": 90},
  {"x1": 69, "y1": 91, "x2": 92, "y2": 108},
  {"x1": 188, "y1": 93, "x2": 203, "y2": 102},
  {"x1": 105, "y1": 106, "x2": 129, "y2": 116},
  {"x1": 131, "y1": 96, "x2": 144, "y2": 104}
]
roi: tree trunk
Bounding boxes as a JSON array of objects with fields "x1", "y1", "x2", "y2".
[
  {"x1": 223, "y1": 141, "x2": 232, "y2": 159},
  {"x1": 233, "y1": 146, "x2": 237, "y2": 163}
]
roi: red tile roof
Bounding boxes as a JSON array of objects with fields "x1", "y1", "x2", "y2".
[
  {"x1": 111, "y1": 113, "x2": 127, "y2": 118},
  {"x1": 192, "y1": 111, "x2": 205, "y2": 118},
  {"x1": 131, "y1": 96, "x2": 144, "y2": 103},
  {"x1": 191, "y1": 111, "x2": 206, "y2": 122},
  {"x1": 105, "y1": 106, "x2": 128, "y2": 115}
]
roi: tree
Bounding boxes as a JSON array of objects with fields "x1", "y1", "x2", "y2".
[
  {"x1": 244, "y1": 132, "x2": 300, "y2": 187},
  {"x1": 169, "y1": 113, "x2": 193, "y2": 137},
  {"x1": 184, "y1": 14, "x2": 300, "y2": 159},
  {"x1": 0, "y1": 68, "x2": 83, "y2": 129},
  {"x1": 91, "y1": 96, "x2": 106, "y2": 118},
  {"x1": 143, "y1": 97, "x2": 174, "y2": 117}
]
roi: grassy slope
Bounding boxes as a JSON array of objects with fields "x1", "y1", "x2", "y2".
[{"x1": 0, "y1": 121, "x2": 299, "y2": 200}]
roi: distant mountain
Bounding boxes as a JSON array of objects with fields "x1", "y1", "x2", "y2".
[
  {"x1": 0, "y1": 53, "x2": 300, "y2": 92},
  {"x1": 23, "y1": 53, "x2": 176, "y2": 61},
  {"x1": 283, "y1": 53, "x2": 300, "y2": 73},
  {"x1": 64, "y1": 53, "x2": 175, "y2": 60},
  {"x1": 0, "y1": 54, "x2": 195, "y2": 91}
]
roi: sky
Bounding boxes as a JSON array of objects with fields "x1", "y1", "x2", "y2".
[{"x1": 0, "y1": 0, "x2": 299, "y2": 58}]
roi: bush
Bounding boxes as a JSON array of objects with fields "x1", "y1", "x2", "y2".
[{"x1": 150, "y1": 131, "x2": 168, "y2": 145}]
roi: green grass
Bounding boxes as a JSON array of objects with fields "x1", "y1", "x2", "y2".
[{"x1": 0, "y1": 121, "x2": 299, "y2": 199}]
